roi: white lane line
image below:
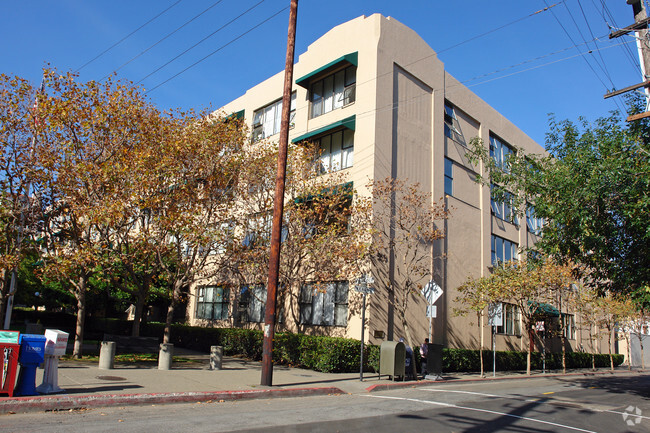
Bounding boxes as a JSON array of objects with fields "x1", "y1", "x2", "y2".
[
  {"x1": 363, "y1": 394, "x2": 596, "y2": 433},
  {"x1": 422, "y1": 388, "x2": 537, "y2": 401},
  {"x1": 603, "y1": 410, "x2": 650, "y2": 420}
]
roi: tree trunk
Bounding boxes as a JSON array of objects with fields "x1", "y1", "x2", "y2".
[
  {"x1": 72, "y1": 275, "x2": 87, "y2": 358},
  {"x1": 626, "y1": 334, "x2": 632, "y2": 371},
  {"x1": 477, "y1": 313, "x2": 484, "y2": 377},
  {"x1": 608, "y1": 327, "x2": 614, "y2": 371},
  {"x1": 561, "y1": 335, "x2": 566, "y2": 374},
  {"x1": 402, "y1": 318, "x2": 417, "y2": 380},
  {"x1": 131, "y1": 277, "x2": 150, "y2": 337},
  {"x1": 163, "y1": 282, "x2": 181, "y2": 345},
  {"x1": 638, "y1": 332, "x2": 645, "y2": 369}
]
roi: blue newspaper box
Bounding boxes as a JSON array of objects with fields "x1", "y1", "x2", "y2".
[{"x1": 14, "y1": 334, "x2": 46, "y2": 396}]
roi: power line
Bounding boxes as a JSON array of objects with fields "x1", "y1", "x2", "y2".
[
  {"x1": 145, "y1": 6, "x2": 288, "y2": 94},
  {"x1": 136, "y1": 0, "x2": 269, "y2": 86},
  {"x1": 437, "y1": 2, "x2": 564, "y2": 55},
  {"x1": 100, "y1": 0, "x2": 227, "y2": 82},
  {"x1": 75, "y1": 0, "x2": 183, "y2": 72}
]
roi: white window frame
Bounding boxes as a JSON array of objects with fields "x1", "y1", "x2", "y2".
[
  {"x1": 314, "y1": 129, "x2": 354, "y2": 174},
  {"x1": 196, "y1": 286, "x2": 229, "y2": 320},
  {"x1": 496, "y1": 303, "x2": 521, "y2": 336},
  {"x1": 491, "y1": 185, "x2": 518, "y2": 225},
  {"x1": 489, "y1": 134, "x2": 515, "y2": 172},
  {"x1": 299, "y1": 281, "x2": 348, "y2": 326},
  {"x1": 491, "y1": 234, "x2": 518, "y2": 266},
  {"x1": 444, "y1": 103, "x2": 464, "y2": 144},
  {"x1": 252, "y1": 93, "x2": 296, "y2": 142},
  {"x1": 310, "y1": 66, "x2": 356, "y2": 119}
]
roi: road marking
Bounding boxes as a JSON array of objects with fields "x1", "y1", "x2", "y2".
[
  {"x1": 543, "y1": 391, "x2": 555, "y2": 395},
  {"x1": 363, "y1": 395, "x2": 597, "y2": 433},
  {"x1": 422, "y1": 388, "x2": 538, "y2": 403},
  {"x1": 604, "y1": 410, "x2": 650, "y2": 420}
]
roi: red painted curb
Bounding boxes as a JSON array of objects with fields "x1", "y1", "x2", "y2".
[{"x1": 0, "y1": 386, "x2": 345, "y2": 414}]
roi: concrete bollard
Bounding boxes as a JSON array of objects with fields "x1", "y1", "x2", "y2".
[
  {"x1": 158, "y1": 343, "x2": 174, "y2": 370},
  {"x1": 210, "y1": 345, "x2": 223, "y2": 370},
  {"x1": 98, "y1": 341, "x2": 116, "y2": 370}
]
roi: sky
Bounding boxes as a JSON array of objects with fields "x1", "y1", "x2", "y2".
[{"x1": 2, "y1": 0, "x2": 646, "y2": 146}]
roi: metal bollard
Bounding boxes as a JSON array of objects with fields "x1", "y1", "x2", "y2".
[
  {"x1": 158, "y1": 343, "x2": 174, "y2": 370},
  {"x1": 99, "y1": 341, "x2": 116, "y2": 370},
  {"x1": 210, "y1": 345, "x2": 223, "y2": 370}
]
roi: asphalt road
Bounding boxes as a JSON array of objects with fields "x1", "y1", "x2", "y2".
[{"x1": 2, "y1": 373, "x2": 649, "y2": 432}]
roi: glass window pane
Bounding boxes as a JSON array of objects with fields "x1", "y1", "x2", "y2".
[
  {"x1": 313, "y1": 291, "x2": 324, "y2": 324},
  {"x1": 274, "y1": 100, "x2": 282, "y2": 135},
  {"x1": 335, "y1": 282, "x2": 348, "y2": 303},
  {"x1": 263, "y1": 105, "x2": 275, "y2": 138},
  {"x1": 496, "y1": 237, "x2": 503, "y2": 263},
  {"x1": 335, "y1": 305, "x2": 347, "y2": 326},
  {"x1": 323, "y1": 75, "x2": 334, "y2": 113},
  {"x1": 345, "y1": 66, "x2": 356, "y2": 87},
  {"x1": 333, "y1": 71, "x2": 344, "y2": 109},
  {"x1": 330, "y1": 131, "x2": 342, "y2": 172},
  {"x1": 320, "y1": 135, "x2": 331, "y2": 173},
  {"x1": 311, "y1": 81, "x2": 323, "y2": 101}
]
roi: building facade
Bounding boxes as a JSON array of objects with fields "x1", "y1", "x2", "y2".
[{"x1": 187, "y1": 14, "x2": 606, "y2": 355}]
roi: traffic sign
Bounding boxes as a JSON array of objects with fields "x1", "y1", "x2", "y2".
[
  {"x1": 488, "y1": 303, "x2": 503, "y2": 327},
  {"x1": 426, "y1": 305, "x2": 437, "y2": 318},
  {"x1": 421, "y1": 280, "x2": 443, "y2": 305}
]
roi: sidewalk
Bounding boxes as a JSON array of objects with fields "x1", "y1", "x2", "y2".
[{"x1": 0, "y1": 349, "x2": 643, "y2": 414}]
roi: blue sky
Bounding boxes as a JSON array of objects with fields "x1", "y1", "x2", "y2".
[{"x1": 2, "y1": 0, "x2": 644, "y2": 146}]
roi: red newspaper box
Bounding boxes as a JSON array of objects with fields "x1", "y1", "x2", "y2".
[{"x1": 0, "y1": 330, "x2": 20, "y2": 397}]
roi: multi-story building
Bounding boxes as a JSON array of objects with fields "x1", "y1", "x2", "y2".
[{"x1": 187, "y1": 14, "x2": 601, "y2": 355}]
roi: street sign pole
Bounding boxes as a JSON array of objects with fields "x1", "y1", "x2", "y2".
[
  {"x1": 360, "y1": 292, "x2": 367, "y2": 381},
  {"x1": 355, "y1": 274, "x2": 374, "y2": 382}
]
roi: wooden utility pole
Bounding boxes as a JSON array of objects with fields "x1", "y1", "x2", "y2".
[
  {"x1": 606, "y1": 0, "x2": 650, "y2": 120},
  {"x1": 260, "y1": 0, "x2": 298, "y2": 387}
]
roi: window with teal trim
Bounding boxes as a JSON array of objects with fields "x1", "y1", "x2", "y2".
[
  {"x1": 310, "y1": 66, "x2": 356, "y2": 119},
  {"x1": 252, "y1": 93, "x2": 296, "y2": 143},
  {"x1": 314, "y1": 128, "x2": 354, "y2": 174}
]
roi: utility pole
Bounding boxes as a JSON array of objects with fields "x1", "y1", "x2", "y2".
[
  {"x1": 260, "y1": 0, "x2": 298, "y2": 387},
  {"x1": 605, "y1": 0, "x2": 650, "y2": 120}
]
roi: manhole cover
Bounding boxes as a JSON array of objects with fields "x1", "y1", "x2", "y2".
[{"x1": 96, "y1": 376, "x2": 127, "y2": 381}]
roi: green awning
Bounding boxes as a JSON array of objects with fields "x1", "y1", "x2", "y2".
[
  {"x1": 295, "y1": 52, "x2": 358, "y2": 88},
  {"x1": 528, "y1": 301, "x2": 560, "y2": 317},
  {"x1": 225, "y1": 109, "x2": 245, "y2": 122},
  {"x1": 291, "y1": 115, "x2": 356, "y2": 144}
]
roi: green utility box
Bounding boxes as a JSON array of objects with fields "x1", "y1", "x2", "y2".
[{"x1": 379, "y1": 340, "x2": 406, "y2": 380}]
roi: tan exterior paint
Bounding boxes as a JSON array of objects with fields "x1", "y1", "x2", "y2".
[{"x1": 187, "y1": 14, "x2": 611, "y2": 356}]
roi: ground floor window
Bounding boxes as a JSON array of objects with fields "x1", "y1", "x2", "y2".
[
  {"x1": 562, "y1": 313, "x2": 576, "y2": 340},
  {"x1": 496, "y1": 303, "x2": 521, "y2": 336},
  {"x1": 240, "y1": 285, "x2": 266, "y2": 323},
  {"x1": 196, "y1": 286, "x2": 229, "y2": 320},
  {"x1": 299, "y1": 281, "x2": 348, "y2": 326}
]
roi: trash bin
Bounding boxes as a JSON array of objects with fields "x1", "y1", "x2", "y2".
[
  {"x1": 425, "y1": 343, "x2": 443, "y2": 380},
  {"x1": 379, "y1": 340, "x2": 406, "y2": 380},
  {"x1": 0, "y1": 330, "x2": 20, "y2": 397},
  {"x1": 14, "y1": 333, "x2": 46, "y2": 396}
]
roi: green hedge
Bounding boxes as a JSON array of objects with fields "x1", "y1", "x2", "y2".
[{"x1": 136, "y1": 323, "x2": 623, "y2": 374}]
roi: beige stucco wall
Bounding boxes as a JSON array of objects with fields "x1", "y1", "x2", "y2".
[{"x1": 189, "y1": 13, "x2": 611, "y2": 357}]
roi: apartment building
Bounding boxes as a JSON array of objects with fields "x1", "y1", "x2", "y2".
[{"x1": 187, "y1": 14, "x2": 597, "y2": 354}]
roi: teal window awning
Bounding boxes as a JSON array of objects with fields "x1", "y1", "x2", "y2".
[
  {"x1": 295, "y1": 52, "x2": 358, "y2": 88},
  {"x1": 224, "y1": 109, "x2": 245, "y2": 122},
  {"x1": 291, "y1": 115, "x2": 355, "y2": 144},
  {"x1": 528, "y1": 301, "x2": 560, "y2": 317}
]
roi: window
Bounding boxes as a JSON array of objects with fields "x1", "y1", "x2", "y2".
[
  {"x1": 240, "y1": 285, "x2": 266, "y2": 323},
  {"x1": 562, "y1": 314, "x2": 576, "y2": 340},
  {"x1": 491, "y1": 234, "x2": 518, "y2": 266},
  {"x1": 496, "y1": 303, "x2": 521, "y2": 335},
  {"x1": 314, "y1": 129, "x2": 354, "y2": 174},
  {"x1": 310, "y1": 66, "x2": 356, "y2": 118},
  {"x1": 196, "y1": 286, "x2": 229, "y2": 320},
  {"x1": 491, "y1": 185, "x2": 518, "y2": 224},
  {"x1": 526, "y1": 205, "x2": 544, "y2": 235},
  {"x1": 489, "y1": 134, "x2": 515, "y2": 171},
  {"x1": 300, "y1": 281, "x2": 348, "y2": 326},
  {"x1": 242, "y1": 213, "x2": 272, "y2": 248},
  {"x1": 444, "y1": 103, "x2": 464, "y2": 144},
  {"x1": 252, "y1": 93, "x2": 296, "y2": 142},
  {"x1": 444, "y1": 158, "x2": 453, "y2": 196}
]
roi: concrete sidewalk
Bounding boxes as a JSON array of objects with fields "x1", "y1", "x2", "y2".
[{"x1": 0, "y1": 349, "x2": 642, "y2": 414}]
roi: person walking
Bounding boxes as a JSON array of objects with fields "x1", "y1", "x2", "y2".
[{"x1": 420, "y1": 338, "x2": 429, "y2": 378}]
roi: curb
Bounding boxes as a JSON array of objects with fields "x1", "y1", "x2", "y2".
[
  {"x1": 364, "y1": 369, "x2": 641, "y2": 393},
  {"x1": 0, "y1": 386, "x2": 346, "y2": 415}
]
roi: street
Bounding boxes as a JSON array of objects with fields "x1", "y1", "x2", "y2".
[{"x1": 1, "y1": 373, "x2": 649, "y2": 432}]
